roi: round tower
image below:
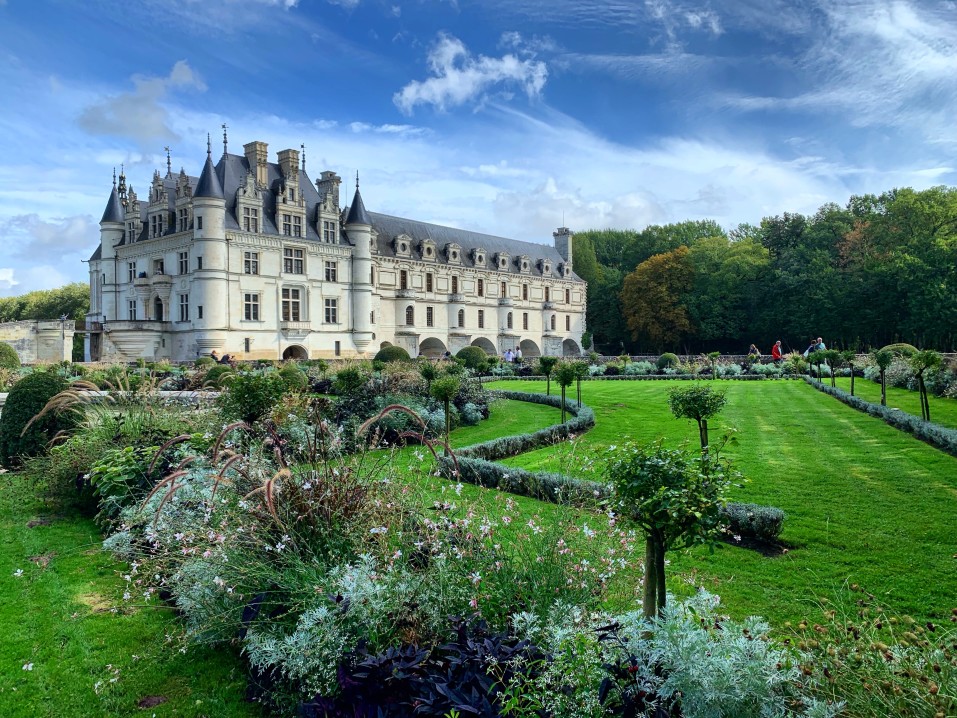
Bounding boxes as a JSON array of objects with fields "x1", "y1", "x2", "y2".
[
  {"x1": 345, "y1": 177, "x2": 374, "y2": 355},
  {"x1": 97, "y1": 175, "x2": 125, "y2": 323},
  {"x1": 191, "y1": 138, "x2": 228, "y2": 355}
]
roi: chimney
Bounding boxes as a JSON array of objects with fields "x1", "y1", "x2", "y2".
[
  {"x1": 243, "y1": 141, "x2": 269, "y2": 186},
  {"x1": 553, "y1": 226, "x2": 573, "y2": 266},
  {"x1": 277, "y1": 148, "x2": 299, "y2": 181},
  {"x1": 317, "y1": 170, "x2": 342, "y2": 208}
]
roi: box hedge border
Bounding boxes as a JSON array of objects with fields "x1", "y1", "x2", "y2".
[{"x1": 804, "y1": 377, "x2": 957, "y2": 457}]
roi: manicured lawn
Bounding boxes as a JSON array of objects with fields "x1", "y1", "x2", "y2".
[
  {"x1": 831, "y1": 376, "x2": 957, "y2": 429},
  {"x1": 485, "y1": 380, "x2": 957, "y2": 625},
  {"x1": 0, "y1": 474, "x2": 261, "y2": 718}
]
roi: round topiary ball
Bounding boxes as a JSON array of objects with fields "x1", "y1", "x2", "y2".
[
  {"x1": 0, "y1": 342, "x2": 20, "y2": 370},
  {"x1": 373, "y1": 345, "x2": 411, "y2": 363},
  {"x1": 657, "y1": 352, "x2": 679, "y2": 370},
  {"x1": 456, "y1": 346, "x2": 489, "y2": 372},
  {"x1": 0, "y1": 371, "x2": 71, "y2": 468},
  {"x1": 202, "y1": 364, "x2": 235, "y2": 389},
  {"x1": 279, "y1": 363, "x2": 309, "y2": 392},
  {"x1": 881, "y1": 343, "x2": 918, "y2": 358},
  {"x1": 194, "y1": 356, "x2": 215, "y2": 368}
]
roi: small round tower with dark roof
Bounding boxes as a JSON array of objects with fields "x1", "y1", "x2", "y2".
[
  {"x1": 96, "y1": 174, "x2": 126, "y2": 325},
  {"x1": 344, "y1": 176, "x2": 374, "y2": 354},
  {"x1": 191, "y1": 137, "x2": 228, "y2": 354}
]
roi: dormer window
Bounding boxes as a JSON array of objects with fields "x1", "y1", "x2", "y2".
[
  {"x1": 420, "y1": 239, "x2": 436, "y2": 261},
  {"x1": 559, "y1": 262, "x2": 571, "y2": 277},
  {"x1": 394, "y1": 234, "x2": 412, "y2": 257},
  {"x1": 540, "y1": 259, "x2": 552, "y2": 276},
  {"x1": 518, "y1": 255, "x2": 531, "y2": 274},
  {"x1": 472, "y1": 248, "x2": 488, "y2": 268},
  {"x1": 496, "y1": 252, "x2": 510, "y2": 271},
  {"x1": 445, "y1": 243, "x2": 462, "y2": 264}
]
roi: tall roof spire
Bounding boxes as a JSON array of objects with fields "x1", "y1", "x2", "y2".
[
  {"x1": 345, "y1": 175, "x2": 371, "y2": 226},
  {"x1": 165, "y1": 146, "x2": 172, "y2": 177},
  {"x1": 112, "y1": 167, "x2": 117, "y2": 188},
  {"x1": 222, "y1": 122, "x2": 228, "y2": 157},
  {"x1": 101, "y1": 171, "x2": 125, "y2": 223},
  {"x1": 207, "y1": 133, "x2": 212, "y2": 157},
  {"x1": 301, "y1": 143, "x2": 305, "y2": 173},
  {"x1": 195, "y1": 131, "x2": 225, "y2": 199}
]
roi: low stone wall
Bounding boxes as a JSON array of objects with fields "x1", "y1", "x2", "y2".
[{"x1": 0, "y1": 320, "x2": 75, "y2": 364}]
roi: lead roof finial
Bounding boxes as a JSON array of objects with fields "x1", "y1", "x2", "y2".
[
  {"x1": 165, "y1": 146, "x2": 172, "y2": 177},
  {"x1": 356, "y1": 171, "x2": 360, "y2": 190},
  {"x1": 207, "y1": 133, "x2": 212, "y2": 157},
  {"x1": 222, "y1": 123, "x2": 228, "y2": 157},
  {"x1": 112, "y1": 167, "x2": 117, "y2": 188},
  {"x1": 301, "y1": 143, "x2": 306, "y2": 173}
]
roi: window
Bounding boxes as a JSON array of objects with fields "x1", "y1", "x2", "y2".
[
  {"x1": 334, "y1": 340, "x2": 341, "y2": 357},
  {"x1": 127, "y1": 299, "x2": 136, "y2": 321},
  {"x1": 197, "y1": 215, "x2": 203, "y2": 230},
  {"x1": 426, "y1": 307, "x2": 434, "y2": 327},
  {"x1": 405, "y1": 305, "x2": 414, "y2": 326},
  {"x1": 324, "y1": 261, "x2": 338, "y2": 282},
  {"x1": 478, "y1": 310, "x2": 484, "y2": 329},
  {"x1": 243, "y1": 207, "x2": 259, "y2": 232},
  {"x1": 244, "y1": 338, "x2": 251, "y2": 353},
  {"x1": 565, "y1": 288, "x2": 570, "y2": 304},
  {"x1": 244, "y1": 251, "x2": 259, "y2": 275},
  {"x1": 500, "y1": 281, "x2": 506, "y2": 298},
  {"x1": 550, "y1": 315, "x2": 556, "y2": 330},
  {"x1": 288, "y1": 188, "x2": 296, "y2": 202},
  {"x1": 127, "y1": 262, "x2": 136, "y2": 283},
  {"x1": 178, "y1": 252, "x2": 188, "y2": 275},
  {"x1": 293, "y1": 215, "x2": 302, "y2": 237},
  {"x1": 322, "y1": 220, "x2": 336, "y2": 243},
  {"x1": 282, "y1": 214, "x2": 292, "y2": 236},
  {"x1": 545, "y1": 287, "x2": 550, "y2": 302},
  {"x1": 426, "y1": 273, "x2": 433, "y2": 292},
  {"x1": 178, "y1": 293, "x2": 189, "y2": 322},
  {"x1": 324, "y1": 298, "x2": 338, "y2": 324},
  {"x1": 566, "y1": 315, "x2": 570, "y2": 331},
  {"x1": 523, "y1": 312, "x2": 529, "y2": 330},
  {"x1": 370, "y1": 311, "x2": 375, "y2": 324},
  {"x1": 371, "y1": 267, "x2": 375, "y2": 284},
  {"x1": 283, "y1": 247, "x2": 304, "y2": 274},
  {"x1": 477, "y1": 279, "x2": 484, "y2": 297},
  {"x1": 451, "y1": 276, "x2": 459, "y2": 294},
  {"x1": 244, "y1": 293, "x2": 260, "y2": 321},
  {"x1": 127, "y1": 222, "x2": 136, "y2": 242},
  {"x1": 153, "y1": 259, "x2": 165, "y2": 275},
  {"x1": 281, "y1": 288, "x2": 301, "y2": 321},
  {"x1": 507, "y1": 312, "x2": 513, "y2": 329},
  {"x1": 400, "y1": 270, "x2": 408, "y2": 290},
  {"x1": 457, "y1": 308, "x2": 465, "y2": 328},
  {"x1": 198, "y1": 306, "x2": 203, "y2": 319},
  {"x1": 522, "y1": 284, "x2": 528, "y2": 301},
  {"x1": 178, "y1": 208, "x2": 189, "y2": 232},
  {"x1": 150, "y1": 215, "x2": 157, "y2": 238},
  {"x1": 196, "y1": 256, "x2": 203, "y2": 270}
]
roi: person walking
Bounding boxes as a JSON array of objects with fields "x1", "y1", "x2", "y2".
[{"x1": 771, "y1": 340, "x2": 783, "y2": 361}]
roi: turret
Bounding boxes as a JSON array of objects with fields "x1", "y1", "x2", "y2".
[
  {"x1": 96, "y1": 173, "x2": 125, "y2": 324},
  {"x1": 345, "y1": 177, "x2": 373, "y2": 353},
  {"x1": 192, "y1": 136, "x2": 228, "y2": 347}
]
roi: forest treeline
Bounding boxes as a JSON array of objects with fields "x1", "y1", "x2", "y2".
[
  {"x1": 574, "y1": 185, "x2": 957, "y2": 355},
  {"x1": 0, "y1": 283, "x2": 89, "y2": 324}
]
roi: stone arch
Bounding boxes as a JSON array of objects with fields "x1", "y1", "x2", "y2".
[
  {"x1": 418, "y1": 337, "x2": 447, "y2": 358},
  {"x1": 519, "y1": 339, "x2": 541, "y2": 358},
  {"x1": 562, "y1": 338, "x2": 581, "y2": 356},
  {"x1": 282, "y1": 345, "x2": 308, "y2": 361},
  {"x1": 470, "y1": 337, "x2": 497, "y2": 355}
]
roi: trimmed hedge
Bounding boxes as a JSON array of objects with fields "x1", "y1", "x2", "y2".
[
  {"x1": 0, "y1": 342, "x2": 20, "y2": 369},
  {"x1": 719, "y1": 503, "x2": 785, "y2": 542},
  {"x1": 456, "y1": 346, "x2": 489, "y2": 372},
  {"x1": 0, "y1": 371, "x2": 72, "y2": 468},
  {"x1": 374, "y1": 345, "x2": 411, "y2": 363},
  {"x1": 805, "y1": 377, "x2": 957, "y2": 457}
]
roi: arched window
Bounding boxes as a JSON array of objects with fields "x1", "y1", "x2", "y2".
[
  {"x1": 477, "y1": 279, "x2": 484, "y2": 296},
  {"x1": 507, "y1": 312, "x2": 513, "y2": 329},
  {"x1": 458, "y1": 308, "x2": 465, "y2": 327},
  {"x1": 405, "y1": 305, "x2": 414, "y2": 326},
  {"x1": 550, "y1": 315, "x2": 556, "y2": 330}
]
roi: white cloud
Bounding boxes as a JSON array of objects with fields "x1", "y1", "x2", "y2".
[
  {"x1": 0, "y1": 214, "x2": 98, "y2": 259},
  {"x1": 78, "y1": 61, "x2": 207, "y2": 147},
  {"x1": 0, "y1": 268, "x2": 18, "y2": 293},
  {"x1": 393, "y1": 33, "x2": 548, "y2": 114},
  {"x1": 326, "y1": 0, "x2": 358, "y2": 7}
]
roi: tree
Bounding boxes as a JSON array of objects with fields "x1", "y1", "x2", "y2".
[
  {"x1": 819, "y1": 349, "x2": 841, "y2": 388},
  {"x1": 667, "y1": 384, "x2": 728, "y2": 457},
  {"x1": 620, "y1": 247, "x2": 694, "y2": 351},
  {"x1": 910, "y1": 350, "x2": 943, "y2": 422},
  {"x1": 571, "y1": 360, "x2": 589, "y2": 408},
  {"x1": 871, "y1": 348, "x2": 893, "y2": 406},
  {"x1": 604, "y1": 442, "x2": 732, "y2": 618},
  {"x1": 418, "y1": 360, "x2": 439, "y2": 392},
  {"x1": 537, "y1": 356, "x2": 558, "y2": 395},
  {"x1": 429, "y1": 375, "x2": 461, "y2": 454},
  {"x1": 554, "y1": 362, "x2": 577, "y2": 423},
  {"x1": 840, "y1": 350, "x2": 857, "y2": 396}
]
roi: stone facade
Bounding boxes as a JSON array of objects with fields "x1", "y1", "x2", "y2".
[
  {"x1": 0, "y1": 320, "x2": 75, "y2": 364},
  {"x1": 86, "y1": 137, "x2": 586, "y2": 362}
]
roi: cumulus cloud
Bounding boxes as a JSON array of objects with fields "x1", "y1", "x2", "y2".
[
  {"x1": 78, "y1": 60, "x2": 206, "y2": 147},
  {"x1": 0, "y1": 268, "x2": 18, "y2": 293},
  {"x1": 394, "y1": 33, "x2": 548, "y2": 114},
  {"x1": 0, "y1": 214, "x2": 98, "y2": 259}
]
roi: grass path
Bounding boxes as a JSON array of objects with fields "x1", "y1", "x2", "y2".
[
  {"x1": 830, "y1": 376, "x2": 957, "y2": 429},
  {"x1": 486, "y1": 380, "x2": 957, "y2": 625},
  {"x1": 0, "y1": 475, "x2": 261, "y2": 718}
]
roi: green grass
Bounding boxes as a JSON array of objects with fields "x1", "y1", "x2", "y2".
[
  {"x1": 0, "y1": 475, "x2": 261, "y2": 718},
  {"x1": 485, "y1": 380, "x2": 957, "y2": 625},
  {"x1": 831, "y1": 376, "x2": 957, "y2": 429}
]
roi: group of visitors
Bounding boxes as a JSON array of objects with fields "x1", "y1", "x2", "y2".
[
  {"x1": 209, "y1": 350, "x2": 236, "y2": 367},
  {"x1": 746, "y1": 336, "x2": 825, "y2": 362},
  {"x1": 503, "y1": 346, "x2": 523, "y2": 363}
]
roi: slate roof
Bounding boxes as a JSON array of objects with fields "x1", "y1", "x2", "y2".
[
  {"x1": 194, "y1": 153, "x2": 224, "y2": 199},
  {"x1": 344, "y1": 186, "x2": 372, "y2": 226},
  {"x1": 100, "y1": 186, "x2": 124, "y2": 223}
]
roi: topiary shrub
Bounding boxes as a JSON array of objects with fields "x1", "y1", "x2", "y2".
[
  {"x1": 0, "y1": 371, "x2": 72, "y2": 468},
  {"x1": 194, "y1": 356, "x2": 215, "y2": 368},
  {"x1": 202, "y1": 364, "x2": 235, "y2": 389},
  {"x1": 719, "y1": 503, "x2": 785, "y2": 542},
  {"x1": 656, "y1": 352, "x2": 679, "y2": 370},
  {"x1": 456, "y1": 346, "x2": 489, "y2": 373},
  {"x1": 0, "y1": 342, "x2": 20, "y2": 369},
  {"x1": 881, "y1": 343, "x2": 918, "y2": 358},
  {"x1": 373, "y1": 345, "x2": 411, "y2": 364},
  {"x1": 278, "y1": 363, "x2": 309, "y2": 392}
]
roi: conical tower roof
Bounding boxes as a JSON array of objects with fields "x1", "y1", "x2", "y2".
[
  {"x1": 194, "y1": 138, "x2": 224, "y2": 199},
  {"x1": 345, "y1": 181, "x2": 371, "y2": 226},
  {"x1": 100, "y1": 185, "x2": 124, "y2": 224}
]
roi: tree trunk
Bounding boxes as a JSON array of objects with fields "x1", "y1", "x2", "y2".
[
  {"x1": 850, "y1": 368, "x2": 855, "y2": 396},
  {"x1": 655, "y1": 539, "x2": 667, "y2": 615},
  {"x1": 880, "y1": 372, "x2": 887, "y2": 406},
  {"x1": 642, "y1": 537, "x2": 657, "y2": 620},
  {"x1": 830, "y1": 362, "x2": 836, "y2": 387},
  {"x1": 546, "y1": 375, "x2": 550, "y2": 395},
  {"x1": 577, "y1": 379, "x2": 582, "y2": 408},
  {"x1": 698, "y1": 419, "x2": 709, "y2": 456},
  {"x1": 560, "y1": 386, "x2": 566, "y2": 423},
  {"x1": 444, "y1": 397, "x2": 451, "y2": 456}
]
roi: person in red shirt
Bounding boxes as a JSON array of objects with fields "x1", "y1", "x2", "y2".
[{"x1": 771, "y1": 340, "x2": 783, "y2": 361}]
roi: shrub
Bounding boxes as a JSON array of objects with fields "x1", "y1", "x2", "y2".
[
  {"x1": 194, "y1": 356, "x2": 216, "y2": 367},
  {"x1": 603, "y1": 364, "x2": 621, "y2": 376},
  {"x1": 0, "y1": 371, "x2": 72, "y2": 468},
  {"x1": 0, "y1": 342, "x2": 20, "y2": 369},
  {"x1": 217, "y1": 372, "x2": 287, "y2": 424},
  {"x1": 373, "y1": 345, "x2": 411, "y2": 364},
  {"x1": 202, "y1": 364, "x2": 235, "y2": 389},
  {"x1": 455, "y1": 346, "x2": 489, "y2": 372},
  {"x1": 657, "y1": 352, "x2": 679, "y2": 370},
  {"x1": 279, "y1": 363, "x2": 309, "y2": 392},
  {"x1": 881, "y1": 342, "x2": 918, "y2": 358},
  {"x1": 719, "y1": 503, "x2": 785, "y2": 542},
  {"x1": 623, "y1": 361, "x2": 655, "y2": 376}
]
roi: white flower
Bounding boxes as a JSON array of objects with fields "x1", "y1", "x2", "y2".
[
  {"x1": 369, "y1": 526, "x2": 388, "y2": 535},
  {"x1": 22, "y1": 662, "x2": 33, "y2": 671},
  {"x1": 13, "y1": 568, "x2": 23, "y2": 578}
]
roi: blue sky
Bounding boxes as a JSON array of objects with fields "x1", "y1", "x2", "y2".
[{"x1": 0, "y1": 0, "x2": 955, "y2": 296}]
